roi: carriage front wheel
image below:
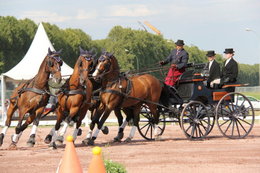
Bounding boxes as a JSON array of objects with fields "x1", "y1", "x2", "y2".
[
  {"x1": 215, "y1": 92, "x2": 255, "y2": 139},
  {"x1": 180, "y1": 101, "x2": 211, "y2": 140},
  {"x1": 137, "y1": 104, "x2": 166, "y2": 140}
]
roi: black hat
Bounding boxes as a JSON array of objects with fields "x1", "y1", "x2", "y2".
[
  {"x1": 224, "y1": 48, "x2": 235, "y2": 54},
  {"x1": 175, "y1": 40, "x2": 185, "y2": 46},
  {"x1": 206, "y1": 50, "x2": 216, "y2": 57}
]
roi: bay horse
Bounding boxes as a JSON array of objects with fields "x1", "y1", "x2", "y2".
[
  {"x1": 0, "y1": 48, "x2": 63, "y2": 148},
  {"x1": 45, "y1": 47, "x2": 94, "y2": 148},
  {"x1": 87, "y1": 51, "x2": 162, "y2": 145}
]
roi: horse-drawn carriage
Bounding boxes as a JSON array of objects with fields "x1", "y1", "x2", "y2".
[
  {"x1": 0, "y1": 49, "x2": 255, "y2": 148},
  {"x1": 137, "y1": 63, "x2": 255, "y2": 140}
]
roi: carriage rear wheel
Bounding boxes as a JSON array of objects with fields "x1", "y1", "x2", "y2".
[
  {"x1": 180, "y1": 101, "x2": 211, "y2": 140},
  {"x1": 215, "y1": 92, "x2": 255, "y2": 139},
  {"x1": 137, "y1": 104, "x2": 166, "y2": 140}
]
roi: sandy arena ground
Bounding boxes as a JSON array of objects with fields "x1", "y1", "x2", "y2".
[{"x1": 0, "y1": 122, "x2": 260, "y2": 173}]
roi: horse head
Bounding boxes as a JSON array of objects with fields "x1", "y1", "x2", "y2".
[
  {"x1": 46, "y1": 48, "x2": 63, "y2": 84},
  {"x1": 78, "y1": 47, "x2": 97, "y2": 85},
  {"x1": 92, "y1": 50, "x2": 116, "y2": 80}
]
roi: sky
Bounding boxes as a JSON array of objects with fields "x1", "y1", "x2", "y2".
[{"x1": 1, "y1": 0, "x2": 260, "y2": 65}]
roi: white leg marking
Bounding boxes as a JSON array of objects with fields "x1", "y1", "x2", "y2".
[
  {"x1": 59, "y1": 122, "x2": 69, "y2": 136},
  {"x1": 92, "y1": 128, "x2": 100, "y2": 138},
  {"x1": 1, "y1": 126, "x2": 8, "y2": 135},
  {"x1": 119, "y1": 120, "x2": 128, "y2": 130},
  {"x1": 12, "y1": 132, "x2": 22, "y2": 143},
  {"x1": 72, "y1": 128, "x2": 79, "y2": 141},
  {"x1": 129, "y1": 126, "x2": 137, "y2": 139},
  {"x1": 29, "y1": 125, "x2": 37, "y2": 136},
  {"x1": 86, "y1": 130, "x2": 92, "y2": 139}
]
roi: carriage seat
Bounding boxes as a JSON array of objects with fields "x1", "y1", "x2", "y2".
[{"x1": 222, "y1": 83, "x2": 249, "y2": 88}]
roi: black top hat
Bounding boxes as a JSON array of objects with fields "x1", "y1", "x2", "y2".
[
  {"x1": 224, "y1": 48, "x2": 235, "y2": 54},
  {"x1": 206, "y1": 50, "x2": 216, "y2": 57},
  {"x1": 175, "y1": 40, "x2": 185, "y2": 46}
]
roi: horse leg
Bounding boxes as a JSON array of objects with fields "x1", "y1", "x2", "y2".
[
  {"x1": 125, "y1": 105, "x2": 142, "y2": 142},
  {"x1": 113, "y1": 108, "x2": 130, "y2": 142},
  {"x1": 10, "y1": 112, "x2": 35, "y2": 148},
  {"x1": 0, "y1": 102, "x2": 17, "y2": 146},
  {"x1": 82, "y1": 104, "x2": 105, "y2": 145},
  {"x1": 27, "y1": 108, "x2": 44, "y2": 147},
  {"x1": 48, "y1": 108, "x2": 63, "y2": 149},
  {"x1": 148, "y1": 104, "x2": 161, "y2": 140},
  {"x1": 87, "y1": 107, "x2": 112, "y2": 146}
]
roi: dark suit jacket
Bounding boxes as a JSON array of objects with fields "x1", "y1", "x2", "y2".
[
  {"x1": 206, "y1": 60, "x2": 220, "y2": 86},
  {"x1": 164, "y1": 48, "x2": 189, "y2": 69},
  {"x1": 221, "y1": 58, "x2": 238, "y2": 83}
]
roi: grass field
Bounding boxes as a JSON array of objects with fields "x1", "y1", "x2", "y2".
[{"x1": 242, "y1": 92, "x2": 260, "y2": 99}]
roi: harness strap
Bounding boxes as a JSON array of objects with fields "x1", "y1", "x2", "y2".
[
  {"x1": 64, "y1": 89, "x2": 86, "y2": 96},
  {"x1": 20, "y1": 87, "x2": 47, "y2": 95}
]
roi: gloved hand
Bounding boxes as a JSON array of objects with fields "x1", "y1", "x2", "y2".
[
  {"x1": 223, "y1": 77, "x2": 230, "y2": 83},
  {"x1": 171, "y1": 64, "x2": 177, "y2": 68},
  {"x1": 159, "y1": 61, "x2": 165, "y2": 66}
]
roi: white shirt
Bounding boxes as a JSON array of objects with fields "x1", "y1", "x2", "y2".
[
  {"x1": 225, "y1": 58, "x2": 232, "y2": 66},
  {"x1": 209, "y1": 60, "x2": 214, "y2": 70}
]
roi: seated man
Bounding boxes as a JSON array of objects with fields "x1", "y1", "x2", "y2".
[
  {"x1": 159, "y1": 39, "x2": 189, "y2": 86},
  {"x1": 220, "y1": 48, "x2": 238, "y2": 92},
  {"x1": 205, "y1": 50, "x2": 221, "y2": 88},
  {"x1": 221, "y1": 48, "x2": 238, "y2": 84}
]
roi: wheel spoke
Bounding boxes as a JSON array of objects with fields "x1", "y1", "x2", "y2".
[
  {"x1": 237, "y1": 117, "x2": 252, "y2": 126},
  {"x1": 235, "y1": 120, "x2": 240, "y2": 137},
  {"x1": 237, "y1": 119, "x2": 248, "y2": 133},
  {"x1": 231, "y1": 120, "x2": 235, "y2": 137},
  {"x1": 219, "y1": 118, "x2": 230, "y2": 127},
  {"x1": 190, "y1": 125, "x2": 195, "y2": 138},
  {"x1": 185, "y1": 124, "x2": 192, "y2": 134},
  {"x1": 197, "y1": 125, "x2": 204, "y2": 137},
  {"x1": 144, "y1": 124, "x2": 151, "y2": 137},
  {"x1": 140, "y1": 122, "x2": 150, "y2": 131},
  {"x1": 223, "y1": 120, "x2": 232, "y2": 134}
]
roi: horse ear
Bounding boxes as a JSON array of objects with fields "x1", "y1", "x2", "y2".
[
  {"x1": 48, "y1": 47, "x2": 52, "y2": 55},
  {"x1": 57, "y1": 49, "x2": 62, "y2": 54},
  {"x1": 79, "y1": 46, "x2": 84, "y2": 54}
]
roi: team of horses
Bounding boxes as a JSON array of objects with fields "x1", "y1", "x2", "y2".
[{"x1": 0, "y1": 47, "x2": 163, "y2": 148}]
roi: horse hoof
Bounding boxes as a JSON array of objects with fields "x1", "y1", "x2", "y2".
[
  {"x1": 0, "y1": 133, "x2": 4, "y2": 146},
  {"x1": 124, "y1": 137, "x2": 132, "y2": 143},
  {"x1": 55, "y1": 136, "x2": 64, "y2": 146},
  {"x1": 113, "y1": 137, "x2": 121, "y2": 142},
  {"x1": 8, "y1": 142, "x2": 17, "y2": 150},
  {"x1": 77, "y1": 128, "x2": 82, "y2": 136},
  {"x1": 101, "y1": 126, "x2": 109, "y2": 135},
  {"x1": 87, "y1": 139, "x2": 95, "y2": 146},
  {"x1": 26, "y1": 137, "x2": 35, "y2": 147},
  {"x1": 44, "y1": 135, "x2": 52, "y2": 144},
  {"x1": 117, "y1": 132, "x2": 124, "y2": 140},
  {"x1": 49, "y1": 142, "x2": 57, "y2": 150},
  {"x1": 82, "y1": 138, "x2": 90, "y2": 146}
]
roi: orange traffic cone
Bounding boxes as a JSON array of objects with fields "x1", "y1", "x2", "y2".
[
  {"x1": 88, "y1": 146, "x2": 106, "y2": 173},
  {"x1": 56, "y1": 136, "x2": 83, "y2": 173}
]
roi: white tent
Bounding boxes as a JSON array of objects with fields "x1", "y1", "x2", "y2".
[{"x1": 0, "y1": 22, "x2": 73, "y2": 125}]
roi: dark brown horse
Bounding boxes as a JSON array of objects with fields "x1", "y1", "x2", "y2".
[
  {"x1": 87, "y1": 51, "x2": 162, "y2": 145},
  {"x1": 45, "y1": 47, "x2": 94, "y2": 148},
  {"x1": 0, "y1": 48, "x2": 63, "y2": 148}
]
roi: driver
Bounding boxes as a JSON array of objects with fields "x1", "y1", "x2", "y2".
[{"x1": 159, "y1": 39, "x2": 189, "y2": 86}]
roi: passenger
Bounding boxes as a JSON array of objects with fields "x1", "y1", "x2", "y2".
[
  {"x1": 159, "y1": 39, "x2": 189, "y2": 86},
  {"x1": 220, "y1": 48, "x2": 238, "y2": 86},
  {"x1": 205, "y1": 50, "x2": 221, "y2": 88}
]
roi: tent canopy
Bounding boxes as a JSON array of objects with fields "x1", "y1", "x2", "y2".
[{"x1": 3, "y1": 22, "x2": 73, "y2": 81}]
